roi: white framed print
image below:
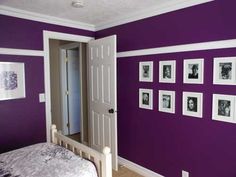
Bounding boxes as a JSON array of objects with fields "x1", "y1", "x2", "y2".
[
  {"x1": 158, "y1": 90, "x2": 175, "y2": 114},
  {"x1": 212, "y1": 94, "x2": 236, "y2": 123},
  {"x1": 0, "y1": 62, "x2": 25, "y2": 101},
  {"x1": 182, "y1": 91, "x2": 203, "y2": 118},
  {"x1": 213, "y1": 57, "x2": 236, "y2": 85},
  {"x1": 139, "y1": 61, "x2": 153, "y2": 82},
  {"x1": 183, "y1": 58, "x2": 204, "y2": 84},
  {"x1": 139, "y1": 88, "x2": 153, "y2": 110},
  {"x1": 159, "y1": 60, "x2": 176, "y2": 83}
]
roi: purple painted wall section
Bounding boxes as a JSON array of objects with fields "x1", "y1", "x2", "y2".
[
  {"x1": 96, "y1": 0, "x2": 236, "y2": 52},
  {"x1": 0, "y1": 15, "x2": 94, "y2": 50},
  {"x1": 0, "y1": 15, "x2": 95, "y2": 153},
  {"x1": 118, "y1": 49, "x2": 236, "y2": 177},
  {"x1": 0, "y1": 55, "x2": 45, "y2": 153},
  {"x1": 96, "y1": 1, "x2": 236, "y2": 177}
]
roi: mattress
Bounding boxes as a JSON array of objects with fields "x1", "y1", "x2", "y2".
[{"x1": 0, "y1": 143, "x2": 98, "y2": 177}]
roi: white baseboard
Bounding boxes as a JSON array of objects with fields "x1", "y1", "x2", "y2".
[{"x1": 118, "y1": 156, "x2": 164, "y2": 177}]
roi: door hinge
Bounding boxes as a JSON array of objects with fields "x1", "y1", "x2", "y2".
[
  {"x1": 67, "y1": 123, "x2": 70, "y2": 128},
  {"x1": 64, "y1": 57, "x2": 68, "y2": 63},
  {"x1": 65, "y1": 90, "x2": 69, "y2": 95}
]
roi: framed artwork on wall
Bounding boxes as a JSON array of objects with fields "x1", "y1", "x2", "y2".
[
  {"x1": 183, "y1": 58, "x2": 204, "y2": 84},
  {"x1": 0, "y1": 62, "x2": 25, "y2": 101},
  {"x1": 213, "y1": 57, "x2": 236, "y2": 85},
  {"x1": 158, "y1": 90, "x2": 175, "y2": 114},
  {"x1": 182, "y1": 91, "x2": 203, "y2": 118},
  {"x1": 139, "y1": 61, "x2": 153, "y2": 82},
  {"x1": 159, "y1": 60, "x2": 176, "y2": 83},
  {"x1": 139, "y1": 88, "x2": 153, "y2": 110},
  {"x1": 212, "y1": 94, "x2": 236, "y2": 123}
]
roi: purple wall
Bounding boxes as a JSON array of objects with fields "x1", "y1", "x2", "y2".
[
  {"x1": 97, "y1": 1, "x2": 236, "y2": 177},
  {"x1": 0, "y1": 15, "x2": 94, "y2": 50},
  {"x1": 0, "y1": 55, "x2": 45, "y2": 153},
  {"x1": 0, "y1": 15, "x2": 95, "y2": 153},
  {"x1": 96, "y1": 0, "x2": 236, "y2": 52}
]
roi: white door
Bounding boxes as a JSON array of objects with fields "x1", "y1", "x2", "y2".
[
  {"x1": 60, "y1": 46, "x2": 81, "y2": 135},
  {"x1": 88, "y1": 35, "x2": 117, "y2": 170}
]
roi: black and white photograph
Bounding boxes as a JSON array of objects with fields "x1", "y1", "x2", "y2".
[
  {"x1": 212, "y1": 94, "x2": 236, "y2": 123},
  {"x1": 187, "y1": 97, "x2": 198, "y2": 112},
  {"x1": 139, "y1": 61, "x2": 153, "y2": 82},
  {"x1": 159, "y1": 90, "x2": 175, "y2": 113},
  {"x1": 183, "y1": 92, "x2": 203, "y2": 118},
  {"x1": 159, "y1": 60, "x2": 176, "y2": 83},
  {"x1": 0, "y1": 62, "x2": 25, "y2": 101},
  {"x1": 139, "y1": 88, "x2": 153, "y2": 110},
  {"x1": 213, "y1": 57, "x2": 236, "y2": 85},
  {"x1": 183, "y1": 59, "x2": 204, "y2": 84}
]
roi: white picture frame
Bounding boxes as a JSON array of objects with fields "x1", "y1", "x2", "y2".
[
  {"x1": 212, "y1": 94, "x2": 236, "y2": 123},
  {"x1": 158, "y1": 90, "x2": 175, "y2": 114},
  {"x1": 183, "y1": 58, "x2": 204, "y2": 84},
  {"x1": 159, "y1": 60, "x2": 176, "y2": 83},
  {"x1": 182, "y1": 91, "x2": 203, "y2": 118},
  {"x1": 139, "y1": 88, "x2": 153, "y2": 110},
  {"x1": 213, "y1": 57, "x2": 236, "y2": 85},
  {"x1": 0, "y1": 62, "x2": 25, "y2": 101},
  {"x1": 139, "y1": 61, "x2": 153, "y2": 82}
]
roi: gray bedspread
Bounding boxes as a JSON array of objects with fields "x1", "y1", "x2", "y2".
[{"x1": 0, "y1": 143, "x2": 98, "y2": 177}]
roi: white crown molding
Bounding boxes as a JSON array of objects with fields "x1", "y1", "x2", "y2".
[
  {"x1": 0, "y1": 48, "x2": 44, "y2": 56},
  {"x1": 95, "y1": 0, "x2": 214, "y2": 31},
  {"x1": 117, "y1": 39, "x2": 236, "y2": 58},
  {"x1": 0, "y1": 5, "x2": 95, "y2": 31},
  {"x1": 118, "y1": 156, "x2": 165, "y2": 177}
]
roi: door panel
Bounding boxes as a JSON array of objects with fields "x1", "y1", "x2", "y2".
[
  {"x1": 67, "y1": 49, "x2": 81, "y2": 135},
  {"x1": 88, "y1": 35, "x2": 117, "y2": 170}
]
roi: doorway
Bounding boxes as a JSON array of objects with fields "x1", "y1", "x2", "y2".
[{"x1": 49, "y1": 39, "x2": 88, "y2": 143}]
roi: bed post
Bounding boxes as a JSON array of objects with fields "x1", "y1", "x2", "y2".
[
  {"x1": 51, "y1": 124, "x2": 57, "y2": 144},
  {"x1": 102, "y1": 147, "x2": 112, "y2": 177}
]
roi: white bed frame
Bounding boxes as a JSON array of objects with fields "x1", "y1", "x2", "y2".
[{"x1": 51, "y1": 125, "x2": 112, "y2": 177}]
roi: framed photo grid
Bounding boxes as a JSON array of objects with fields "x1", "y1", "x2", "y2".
[
  {"x1": 159, "y1": 60, "x2": 176, "y2": 83},
  {"x1": 0, "y1": 62, "x2": 25, "y2": 101},
  {"x1": 158, "y1": 90, "x2": 175, "y2": 114},
  {"x1": 139, "y1": 61, "x2": 153, "y2": 82},
  {"x1": 213, "y1": 57, "x2": 236, "y2": 85},
  {"x1": 183, "y1": 58, "x2": 204, "y2": 84},
  {"x1": 182, "y1": 91, "x2": 203, "y2": 118},
  {"x1": 212, "y1": 94, "x2": 236, "y2": 123},
  {"x1": 139, "y1": 88, "x2": 153, "y2": 110}
]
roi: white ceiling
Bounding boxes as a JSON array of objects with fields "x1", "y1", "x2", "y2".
[{"x1": 0, "y1": 0, "x2": 213, "y2": 30}]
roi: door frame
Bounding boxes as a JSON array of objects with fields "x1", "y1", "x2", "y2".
[{"x1": 43, "y1": 30, "x2": 93, "y2": 142}]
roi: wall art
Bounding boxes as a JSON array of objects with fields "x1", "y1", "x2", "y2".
[
  {"x1": 0, "y1": 62, "x2": 25, "y2": 101},
  {"x1": 159, "y1": 60, "x2": 176, "y2": 83},
  {"x1": 183, "y1": 58, "x2": 204, "y2": 84},
  {"x1": 139, "y1": 61, "x2": 153, "y2": 82},
  {"x1": 158, "y1": 90, "x2": 175, "y2": 113},
  {"x1": 139, "y1": 88, "x2": 153, "y2": 110}
]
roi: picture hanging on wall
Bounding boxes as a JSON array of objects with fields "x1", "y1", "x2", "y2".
[
  {"x1": 213, "y1": 57, "x2": 236, "y2": 85},
  {"x1": 183, "y1": 58, "x2": 204, "y2": 84},
  {"x1": 158, "y1": 90, "x2": 175, "y2": 114},
  {"x1": 0, "y1": 62, "x2": 25, "y2": 101},
  {"x1": 182, "y1": 91, "x2": 203, "y2": 118},
  {"x1": 139, "y1": 61, "x2": 153, "y2": 82},
  {"x1": 139, "y1": 88, "x2": 153, "y2": 110},
  {"x1": 212, "y1": 94, "x2": 236, "y2": 123},
  {"x1": 159, "y1": 60, "x2": 176, "y2": 83}
]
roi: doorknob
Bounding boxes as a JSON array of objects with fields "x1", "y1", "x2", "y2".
[{"x1": 108, "y1": 109, "x2": 114, "y2": 114}]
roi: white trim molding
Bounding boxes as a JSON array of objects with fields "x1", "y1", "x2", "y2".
[
  {"x1": 0, "y1": 48, "x2": 44, "y2": 56},
  {"x1": 117, "y1": 39, "x2": 236, "y2": 58},
  {"x1": 95, "y1": 0, "x2": 213, "y2": 31},
  {"x1": 0, "y1": 5, "x2": 95, "y2": 31},
  {"x1": 43, "y1": 30, "x2": 94, "y2": 142},
  {"x1": 118, "y1": 156, "x2": 165, "y2": 177}
]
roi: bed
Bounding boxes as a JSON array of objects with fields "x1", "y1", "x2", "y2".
[{"x1": 0, "y1": 125, "x2": 112, "y2": 177}]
